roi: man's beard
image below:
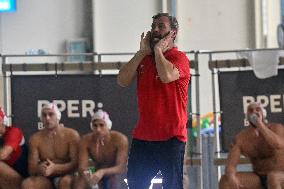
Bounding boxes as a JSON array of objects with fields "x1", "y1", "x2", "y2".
[{"x1": 150, "y1": 31, "x2": 170, "y2": 52}]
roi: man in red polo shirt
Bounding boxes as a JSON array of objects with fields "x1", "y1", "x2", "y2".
[
  {"x1": 117, "y1": 13, "x2": 190, "y2": 189},
  {"x1": 0, "y1": 107, "x2": 28, "y2": 189}
]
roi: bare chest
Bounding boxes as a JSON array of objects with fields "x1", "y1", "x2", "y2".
[
  {"x1": 38, "y1": 135, "x2": 70, "y2": 162},
  {"x1": 88, "y1": 143, "x2": 117, "y2": 166},
  {"x1": 242, "y1": 137, "x2": 273, "y2": 159}
]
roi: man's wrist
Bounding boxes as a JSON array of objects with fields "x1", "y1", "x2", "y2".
[
  {"x1": 225, "y1": 167, "x2": 236, "y2": 175},
  {"x1": 136, "y1": 50, "x2": 148, "y2": 57},
  {"x1": 154, "y1": 46, "x2": 163, "y2": 54},
  {"x1": 225, "y1": 170, "x2": 236, "y2": 177}
]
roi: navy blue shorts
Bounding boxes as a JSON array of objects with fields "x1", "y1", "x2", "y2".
[
  {"x1": 12, "y1": 144, "x2": 29, "y2": 178},
  {"x1": 257, "y1": 174, "x2": 267, "y2": 189},
  {"x1": 127, "y1": 137, "x2": 185, "y2": 189},
  {"x1": 99, "y1": 174, "x2": 126, "y2": 189},
  {"x1": 101, "y1": 176, "x2": 111, "y2": 189}
]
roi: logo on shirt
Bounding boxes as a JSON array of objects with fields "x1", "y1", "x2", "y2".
[{"x1": 138, "y1": 64, "x2": 145, "y2": 75}]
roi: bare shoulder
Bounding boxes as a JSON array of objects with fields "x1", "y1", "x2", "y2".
[
  {"x1": 232, "y1": 127, "x2": 251, "y2": 146},
  {"x1": 268, "y1": 122, "x2": 284, "y2": 132},
  {"x1": 61, "y1": 126, "x2": 79, "y2": 135},
  {"x1": 29, "y1": 130, "x2": 45, "y2": 144},
  {"x1": 80, "y1": 133, "x2": 93, "y2": 143},
  {"x1": 110, "y1": 131, "x2": 128, "y2": 145},
  {"x1": 268, "y1": 122, "x2": 284, "y2": 129},
  {"x1": 60, "y1": 127, "x2": 80, "y2": 141}
]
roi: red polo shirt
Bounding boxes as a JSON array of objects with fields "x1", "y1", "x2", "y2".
[
  {"x1": 133, "y1": 47, "x2": 190, "y2": 142},
  {"x1": 3, "y1": 127, "x2": 24, "y2": 166}
]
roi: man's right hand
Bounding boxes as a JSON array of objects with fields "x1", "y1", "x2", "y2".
[
  {"x1": 38, "y1": 161, "x2": 48, "y2": 176},
  {"x1": 139, "y1": 32, "x2": 151, "y2": 56},
  {"x1": 227, "y1": 174, "x2": 244, "y2": 189},
  {"x1": 42, "y1": 159, "x2": 56, "y2": 177},
  {"x1": 117, "y1": 32, "x2": 151, "y2": 87},
  {"x1": 84, "y1": 169, "x2": 103, "y2": 187}
]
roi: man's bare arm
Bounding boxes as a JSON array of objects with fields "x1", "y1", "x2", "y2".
[
  {"x1": 154, "y1": 31, "x2": 179, "y2": 83},
  {"x1": 28, "y1": 136, "x2": 42, "y2": 175},
  {"x1": 154, "y1": 48, "x2": 179, "y2": 83},
  {"x1": 117, "y1": 52, "x2": 144, "y2": 87},
  {"x1": 257, "y1": 122, "x2": 284, "y2": 149},
  {"x1": 224, "y1": 139, "x2": 244, "y2": 189},
  {"x1": 253, "y1": 111, "x2": 284, "y2": 149},
  {"x1": 100, "y1": 134, "x2": 128, "y2": 176},
  {"x1": 78, "y1": 137, "x2": 92, "y2": 174},
  {"x1": 117, "y1": 32, "x2": 151, "y2": 87},
  {"x1": 225, "y1": 142, "x2": 241, "y2": 177}
]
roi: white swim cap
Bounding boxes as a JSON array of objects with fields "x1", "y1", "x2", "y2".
[
  {"x1": 91, "y1": 110, "x2": 112, "y2": 129},
  {"x1": 0, "y1": 107, "x2": 9, "y2": 126},
  {"x1": 40, "y1": 103, "x2": 61, "y2": 121},
  {"x1": 246, "y1": 102, "x2": 267, "y2": 118}
]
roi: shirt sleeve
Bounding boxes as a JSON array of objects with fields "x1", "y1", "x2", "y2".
[
  {"x1": 167, "y1": 51, "x2": 190, "y2": 79},
  {"x1": 4, "y1": 127, "x2": 23, "y2": 151}
]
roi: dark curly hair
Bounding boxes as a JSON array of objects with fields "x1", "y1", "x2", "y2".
[{"x1": 152, "y1": 13, "x2": 179, "y2": 31}]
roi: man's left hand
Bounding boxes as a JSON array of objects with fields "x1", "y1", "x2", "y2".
[
  {"x1": 154, "y1": 31, "x2": 174, "y2": 53},
  {"x1": 42, "y1": 159, "x2": 56, "y2": 177},
  {"x1": 88, "y1": 169, "x2": 104, "y2": 186},
  {"x1": 255, "y1": 112, "x2": 264, "y2": 126}
]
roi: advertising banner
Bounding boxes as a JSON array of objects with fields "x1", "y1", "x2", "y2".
[
  {"x1": 219, "y1": 69, "x2": 284, "y2": 151},
  {"x1": 11, "y1": 75, "x2": 137, "y2": 142}
]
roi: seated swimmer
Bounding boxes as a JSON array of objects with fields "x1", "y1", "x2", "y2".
[
  {"x1": 219, "y1": 102, "x2": 284, "y2": 189},
  {"x1": 73, "y1": 109, "x2": 128, "y2": 189},
  {"x1": 22, "y1": 103, "x2": 80, "y2": 189},
  {"x1": 0, "y1": 107, "x2": 28, "y2": 189}
]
